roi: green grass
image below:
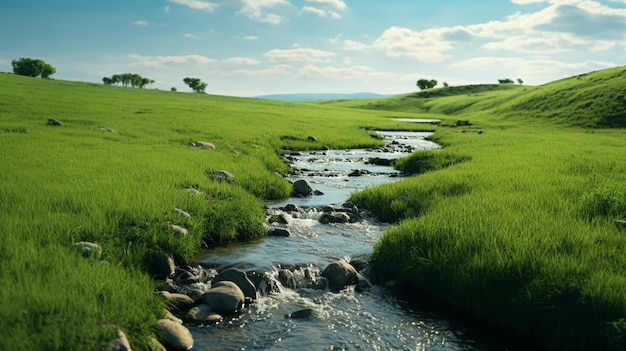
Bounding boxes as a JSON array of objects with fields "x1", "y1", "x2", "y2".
[
  {"x1": 349, "y1": 66, "x2": 626, "y2": 350},
  {"x1": 0, "y1": 72, "x2": 423, "y2": 350},
  {"x1": 2, "y1": 64, "x2": 626, "y2": 350}
]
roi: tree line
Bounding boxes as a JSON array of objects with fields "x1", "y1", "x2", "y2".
[
  {"x1": 416, "y1": 77, "x2": 524, "y2": 90},
  {"x1": 102, "y1": 73, "x2": 155, "y2": 88},
  {"x1": 10, "y1": 57, "x2": 209, "y2": 93}
]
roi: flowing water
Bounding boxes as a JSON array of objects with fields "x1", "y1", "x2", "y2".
[{"x1": 187, "y1": 130, "x2": 516, "y2": 350}]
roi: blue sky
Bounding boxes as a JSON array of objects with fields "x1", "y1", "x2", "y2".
[{"x1": 1, "y1": 0, "x2": 625, "y2": 96}]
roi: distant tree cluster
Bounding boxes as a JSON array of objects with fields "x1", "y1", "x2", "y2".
[
  {"x1": 102, "y1": 73, "x2": 155, "y2": 88},
  {"x1": 498, "y1": 78, "x2": 524, "y2": 85},
  {"x1": 416, "y1": 78, "x2": 438, "y2": 90},
  {"x1": 183, "y1": 77, "x2": 207, "y2": 93},
  {"x1": 12, "y1": 58, "x2": 56, "y2": 79}
]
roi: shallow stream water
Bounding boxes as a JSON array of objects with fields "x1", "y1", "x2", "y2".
[{"x1": 187, "y1": 129, "x2": 516, "y2": 351}]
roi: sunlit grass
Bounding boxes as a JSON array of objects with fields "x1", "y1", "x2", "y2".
[
  {"x1": 350, "y1": 65, "x2": 626, "y2": 350},
  {"x1": 0, "y1": 73, "x2": 411, "y2": 350},
  {"x1": 2, "y1": 64, "x2": 626, "y2": 350}
]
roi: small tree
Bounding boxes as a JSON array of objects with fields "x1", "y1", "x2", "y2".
[
  {"x1": 416, "y1": 78, "x2": 437, "y2": 90},
  {"x1": 498, "y1": 78, "x2": 514, "y2": 84},
  {"x1": 11, "y1": 58, "x2": 56, "y2": 79},
  {"x1": 183, "y1": 77, "x2": 207, "y2": 93},
  {"x1": 443, "y1": 82, "x2": 449, "y2": 88},
  {"x1": 517, "y1": 78, "x2": 524, "y2": 85}
]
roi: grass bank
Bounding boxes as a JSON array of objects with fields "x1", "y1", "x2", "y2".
[
  {"x1": 0, "y1": 73, "x2": 424, "y2": 350},
  {"x1": 348, "y1": 66, "x2": 626, "y2": 350}
]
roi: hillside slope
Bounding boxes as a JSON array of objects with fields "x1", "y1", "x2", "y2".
[
  {"x1": 498, "y1": 66, "x2": 626, "y2": 127},
  {"x1": 324, "y1": 65, "x2": 626, "y2": 128}
]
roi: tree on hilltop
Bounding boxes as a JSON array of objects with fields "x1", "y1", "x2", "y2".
[
  {"x1": 102, "y1": 73, "x2": 154, "y2": 88},
  {"x1": 416, "y1": 78, "x2": 438, "y2": 90},
  {"x1": 183, "y1": 77, "x2": 207, "y2": 93},
  {"x1": 498, "y1": 78, "x2": 514, "y2": 84},
  {"x1": 11, "y1": 58, "x2": 56, "y2": 79}
]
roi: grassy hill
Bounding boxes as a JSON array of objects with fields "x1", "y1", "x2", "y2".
[
  {"x1": 0, "y1": 73, "x2": 423, "y2": 350},
  {"x1": 323, "y1": 65, "x2": 626, "y2": 128},
  {"x1": 349, "y1": 66, "x2": 626, "y2": 350},
  {"x1": 1, "y1": 65, "x2": 625, "y2": 350}
]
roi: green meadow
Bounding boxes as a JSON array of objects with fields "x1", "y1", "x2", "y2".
[
  {"x1": 0, "y1": 65, "x2": 625, "y2": 350},
  {"x1": 345, "y1": 67, "x2": 626, "y2": 350},
  {"x1": 0, "y1": 72, "x2": 422, "y2": 350}
]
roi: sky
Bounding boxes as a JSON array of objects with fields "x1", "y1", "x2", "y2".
[{"x1": 1, "y1": 0, "x2": 625, "y2": 97}]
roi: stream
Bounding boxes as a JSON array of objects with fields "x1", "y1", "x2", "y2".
[{"x1": 185, "y1": 129, "x2": 517, "y2": 351}]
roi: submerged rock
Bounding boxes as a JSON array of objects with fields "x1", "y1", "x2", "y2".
[
  {"x1": 319, "y1": 212, "x2": 350, "y2": 224},
  {"x1": 213, "y1": 268, "x2": 257, "y2": 300},
  {"x1": 268, "y1": 227, "x2": 291, "y2": 237},
  {"x1": 322, "y1": 261, "x2": 358, "y2": 290},
  {"x1": 155, "y1": 319, "x2": 194, "y2": 351},
  {"x1": 247, "y1": 271, "x2": 280, "y2": 296},
  {"x1": 292, "y1": 179, "x2": 313, "y2": 197},
  {"x1": 184, "y1": 303, "x2": 223, "y2": 324},
  {"x1": 200, "y1": 281, "x2": 245, "y2": 314},
  {"x1": 282, "y1": 203, "x2": 300, "y2": 212},
  {"x1": 285, "y1": 308, "x2": 314, "y2": 319}
]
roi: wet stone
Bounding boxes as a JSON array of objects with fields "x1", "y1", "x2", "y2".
[{"x1": 268, "y1": 227, "x2": 291, "y2": 237}]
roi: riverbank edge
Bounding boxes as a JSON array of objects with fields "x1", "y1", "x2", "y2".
[{"x1": 350, "y1": 127, "x2": 626, "y2": 351}]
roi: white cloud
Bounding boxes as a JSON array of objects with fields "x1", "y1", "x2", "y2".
[
  {"x1": 342, "y1": 39, "x2": 368, "y2": 51},
  {"x1": 306, "y1": 0, "x2": 348, "y2": 11},
  {"x1": 328, "y1": 35, "x2": 342, "y2": 45},
  {"x1": 223, "y1": 64, "x2": 292, "y2": 77},
  {"x1": 301, "y1": 6, "x2": 341, "y2": 19},
  {"x1": 131, "y1": 20, "x2": 150, "y2": 27},
  {"x1": 452, "y1": 56, "x2": 614, "y2": 71},
  {"x1": 371, "y1": 26, "x2": 455, "y2": 62},
  {"x1": 129, "y1": 54, "x2": 216, "y2": 68},
  {"x1": 222, "y1": 57, "x2": 262, "y2": 65},
  {"x1": 263, "y1": 48, "x2": 336, "y2": 62},
  {"x1": 451, "y1": 56, "x2": 615, "y2": 84},
  {"x1": 164, "y1": 6, "x2": 171, "y2": 13},
  {"x1": 236, "y1": 0, "x2": 290, "y2": 24},
  {"x1": 241, "y1": 35, "x2": 259, "y2": 40},
  {"x1": 169, "y1": 0, "x2": 219, "y2": 12},
  {"x1": 369, "y1": 1, "x2": 626, "y2": 61}
]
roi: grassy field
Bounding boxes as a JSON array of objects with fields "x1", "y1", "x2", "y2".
[
  {"x1": 346, "y1": 66, "x2": 626, "y2": 350},
  {"x1": 1, "y1": 65, "x2": 625, "y2": 350},
  {"x1": 0, "y1": 72, "x2": 426, "y2": 350}
]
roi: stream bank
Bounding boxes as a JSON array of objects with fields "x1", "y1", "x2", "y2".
[{"x1": 154, "y1": 129, "x2": 521, "y2": 350}]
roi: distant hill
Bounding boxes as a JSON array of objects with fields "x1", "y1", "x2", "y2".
[
  {"x1": 254, "y1": 92, "x2": 395, "y2": 101},
  {"x1": 320, "y1": 66, "x2": 626, "y2": 128}
]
